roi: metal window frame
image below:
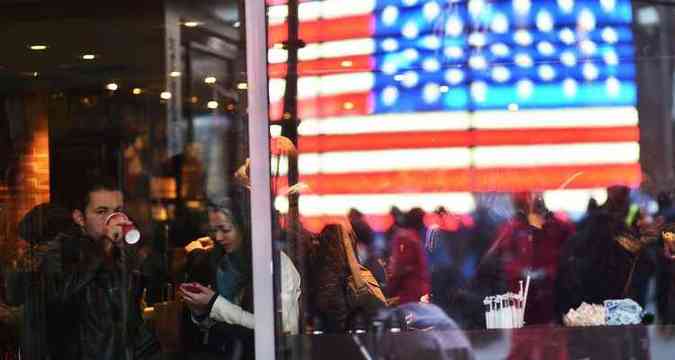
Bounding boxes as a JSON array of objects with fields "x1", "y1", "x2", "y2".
[{"x1": 245, "y1": 0, "x2": 276, "y2": 358}]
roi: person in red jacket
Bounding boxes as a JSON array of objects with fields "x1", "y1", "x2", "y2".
[
  {"x1": 485, "y1": 192, "x2": 575, "y2": 325},
  {"x1": 387, "y1": 229, "x2": 431, "y2": 305}
]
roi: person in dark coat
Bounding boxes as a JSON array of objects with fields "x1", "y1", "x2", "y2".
[{"x1": 56, "y1": 177, "x2": 161, "y2": 360}]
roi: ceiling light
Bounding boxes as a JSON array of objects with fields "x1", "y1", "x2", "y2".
[
  {"x1": 170, "y1": 71, "x2": 181, "y2": 77},
  {"x1": 106, "y1": 83, "x2": 118, "y2": 91},
  {"x1": 207, "y1": 100, "x2": 219, "y2": 109},
  {"x1": 82, "y1": 54, "x2": 96, "y2": 60},
  {"x1": 29, "y1": 45, "x2": 48, "y2": 51},
  {"x1": 204, "y1": 76, "x2": 217, "y2": 84},
  {"x1": 160, "y1": 91, "x2": 172, "y2": 100},
  {"x1": 184, "y1": 21, "x2": 200, "y2": 27},
  {"x1": 132, "y1": 88, "x2": 142, "y2": 95}
]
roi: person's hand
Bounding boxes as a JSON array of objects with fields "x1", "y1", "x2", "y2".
[
  {"x1": 180, "y1": 283, "x2": 216, "y2": 315},
  {"x1": 105, "y1": 215, "x2": 132, "y2": 249},
  {"x1": 184, "y1": 237, "x2": 214, "y2": 253}
]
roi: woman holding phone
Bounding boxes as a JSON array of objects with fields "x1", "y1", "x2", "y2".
[{"x1": 179, "y1": 199, "x2": 300, "y2": 359}]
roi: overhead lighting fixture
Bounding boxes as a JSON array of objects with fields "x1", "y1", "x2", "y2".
[
  {"x1": 207, "y1": 100, "x2": 219, "y2": 109},
  {"x1": 237, "y1": 82, "x2": 248, "y2": 90},
  {"x1": 82, "y1": 54, "x2": 96, "y2": 60},
  {"x1": 106, "y1": 82, "x2": 118, "y2": 91},
  {"x1": 184, "y1": 21, "x2": 200, "y2": 27},
  {"x1": 204, "y1": 76, "x2": 217, "y2": 84},
  {"x1": 132, "y1": 88, "x2": 142, "y2": 95},
  {"x1": 29, "y1": 44, "x2": 48, "y2": 51},
  {"x1": 170, "y1": 71, "x2": 181, "y2": 77},
  {"x1": 160, "y1": 91, "x2": 172, "y2": 100},
  {"x1": 233, "y1": 21, "x2": 241, "y2": 28}
]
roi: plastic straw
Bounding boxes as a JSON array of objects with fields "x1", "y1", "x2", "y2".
[{"x1": 522, "y1": 275, "x2": 531, "y2": 326}]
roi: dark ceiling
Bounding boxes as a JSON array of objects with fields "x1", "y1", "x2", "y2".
[{"x1": 0, "y1": 0, "x2": 241, "y2": 95}]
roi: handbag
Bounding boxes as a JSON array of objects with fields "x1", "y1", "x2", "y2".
[{"x1": 341, "y1": 232, "x2": 386, "y2": 313}]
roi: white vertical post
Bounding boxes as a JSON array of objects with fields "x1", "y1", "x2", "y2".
[{"x1": 245, "y1": 0, "x2": 275, "y2": 359}]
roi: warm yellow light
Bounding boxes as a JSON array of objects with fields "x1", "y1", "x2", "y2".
[
  {"x1": 184, "y1": 21, "x2": 200, "y2": 27},
  {"x1": 204, "y1": 76, "x2": 217, "y2": 84},
  {"x1": 29, "y1": 45, "x2": 47, "y2": 51},
  {"x1": 170, "y1": 71, "x2": 181, "y2": 77},
  {"x1": 160, "y1": 91, "x2": 172, "y2": 100},
  {"x1": 132, "y1": 88, "x2": 142, "y2": 95},
  {"x1": 190, "y1": 96, "x2": 199, "y2": 104},
  {"x1": 237, "y1": 82, "x2": 248, "y2": 90},
  {"x1": 82, "y1": 54, "x2": 96, "y2": 60},
  {"x1": 341, "y1": 60, "x2": 353, "y2": 67},
  {"x1": 106, "y1": 83, "x2": 118, "y2": 91},
  {"x1": 343, "y1": 102, "x2": 355, "y2": 110},
  {"x1": 207, "y1": 101, "x2": 219, "y2": 109}
]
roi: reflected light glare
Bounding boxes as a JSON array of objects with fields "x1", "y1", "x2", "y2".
[
  {"x1": 106, "y1": 83, "x2": 118, "y2": 91},
  {"x1": 204, "y1": 76, "x2": 217, "y2": 84},
  {"x1": 557, "y1": 0, "x2": 575, "y2": 14},
  {"x1": 537, "y1": 41, "x2": 555, "y2": 56},
  {"x1": 470, "y1": 81, "x2": 488, "y2": 102},
  {"x1": 423, "y1": 1, "x2": 441, "y2": 21},
  {"x1": 492, "y1": 66, "x2": 511, "y2": 83},
  {"x1": 445, "y1": 16, "x2": 464, "y2": 37},
  {"x1": 582, "y1": 63, "x2": 599, "y2": 81},
  {"x1": 160, "y1": 91, "x2": 172, "y2": 100},
  {"x1": 490, "y1": 13, "x2": 509, "y2": 34},
  {"x1": 514, "y1": 30, "x2": 533, "y2": 46},
  {"x1": 207, "y1": 100, "x2": 219, "y2": 109},
  {"x1": 274, "y1": 196, "x2": 290, "y2": 214},
  {"x1": 606, "y1": 77, "x2": 621, "y2": 97},
  {"x1": 563, "y1": 78, "x2": 578, "y2": 97},
  {"x1": 270, "y1": 124, "x2": 283, "y2": 137},
  {"x1": 513, "y1": 0, "x2": 531, "y2": 15},
  {"x1": 559, "y1": 28, "x2": 576, "y2": 45},
  {"x1": 536, "y1": 10, "x2": 554, "y2": 32},
  {"x1": 381, "y1": 6, "x2": 399, "y2": 25},
  {"x1": 578, "y1": 9, "x2": 596, "y2": 32},
  {"x1": 422, "y1": 83, "x2": 441, "y2": 104}
]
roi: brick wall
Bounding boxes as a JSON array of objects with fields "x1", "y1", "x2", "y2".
[{"x1": 0, "y1": 93, "x2": 50, "y2": 253}]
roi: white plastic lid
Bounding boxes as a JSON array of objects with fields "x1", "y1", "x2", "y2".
[{"x1": 125, "y1": 229, "x2": 141, "y2": 244}]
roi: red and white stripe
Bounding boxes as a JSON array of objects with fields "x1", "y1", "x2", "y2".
[{"x1": 267, "y1": 1, "x2": 641, "y2": 232}]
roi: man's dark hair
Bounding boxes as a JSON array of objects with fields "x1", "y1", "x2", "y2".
[{"x1": 72, "y1": 176, "x2": 121, "y2": 212}]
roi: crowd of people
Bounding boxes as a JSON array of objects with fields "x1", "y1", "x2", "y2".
[{"x1": 4, "y1": 173, "x2": 675, "y2": 359}]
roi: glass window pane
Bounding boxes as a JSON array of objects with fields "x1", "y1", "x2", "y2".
[
  {"x1": 268, "y1": 0, "x2": 675, "y2": 359},
  {"x1": 0, "y1": 1, "x2": 257, "y2": 359}
]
